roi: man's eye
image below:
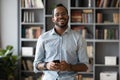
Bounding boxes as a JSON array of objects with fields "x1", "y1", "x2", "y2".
[
  {"x1": 55, "y1": 13, "x2": 67, "y2": 16},
  {"x1": 62, "y1": 13, "x2": 66, "y2": 15}
]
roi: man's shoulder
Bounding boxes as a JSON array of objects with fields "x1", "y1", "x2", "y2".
[
  {"x1": 70, "y1": 29, "x2": 81, "y2": 35},
  {"x1": 69, "y1": 29, "x2": 83, "y2": 39},
  {"x1": 40, "y1": 30, "x2": 52, "y2": 38}
]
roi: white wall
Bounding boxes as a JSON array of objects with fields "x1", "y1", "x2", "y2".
[
  {"x1": 0, "y1": 0, "x2": 18, "y2": 54},
  {"x1": 0, "y1": 0, "x2": 1, "y2": 47}
]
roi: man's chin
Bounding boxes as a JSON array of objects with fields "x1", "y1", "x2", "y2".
[
  {"x1": 55, "y1": 23, "x2": 68, "y2": 29},
  {"x1": 59, "y1": 25, "x2": 68, "y2": 29}
]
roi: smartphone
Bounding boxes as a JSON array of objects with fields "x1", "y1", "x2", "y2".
[{"x1": 53, "y1": 60, "x2": 60, "y2": 63}]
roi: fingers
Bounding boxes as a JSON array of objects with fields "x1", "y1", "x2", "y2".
[
  {"x1": 47, "y1": 62, "x2": 60, "y2": 71},
  {"x1": 46, "y1": 61, "x2": 70, "y2": 71}
]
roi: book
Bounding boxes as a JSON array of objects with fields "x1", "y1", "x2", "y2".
[
  {"x1": 24, "y1": 0, "x2": 31, "y2": 8},
  {"x1": 99, "y1": 0, "x2": 104, "y2": 7},
  {"x1": 75, "y1": 0, "x2": 83, "y2": 7},
  {"x1": 75, "y1": 0, "x2": 79, "y2": 7},
  {"x1": 26, "y1": 60, "x2": 33, "y2": 71},
  {"x1": 25, "y1": 27, "x2": 42, "y2": 39},
  {"x1": 95, "y1": 29, "x2": 98, "y2": 39},
  {"x1": 76, "y1": 75, "x2": 82, "y2": 80},
  {"x1": 83, "y1": 10, "x2": 93, "y2": 13},
  {"x1": 29, "y1": 11, "x2": 35, "y2": 23},
  {"x1": 115, "y1": 0, "x2": 119, "y2": 7},
  {"x1": 32, "y1": 27, "x2": 42, "y2": 38},
  {"x1": 110, "y1": 0, "x2": 118, "y2": 7},
  {"x1": 23, "y1": 11, "x2": 29, "y2": 23},
  {"x1": 97, "y1": 13, "x2": 103, "y2": 23},
  {"x1": 23, "y1": 11, "x2": 34, "y2": 23},
  {"x1": 31, "y1": 11, "x2": 35, "y2": 22},
  {"x1": 22, "y1": 60, "x2": 28, "y2": 70},
  {"x1": 98, "y1": 29, "x2": 104, "y2": 39},
  {"x1": 82, "y1": 10, "x2": 93, "y2": 23},
  {"x1": 22, "y1": 59, "x2": 34, "y2": 71},
  {"x1": 31, "y1": 0, "x2": 36, "y2": 7},
  {"x1": 104, "y1": 28, "x2": 108, "y2": 40},
  {"x1": 76, "y1": 75, "x2": 93, "y2": 80},
  {"x1": 71, "y1": 10, "x2": 82, "y2": 22},
  {"x1": 97, "y1": 0, "x2": 101, "y2": 7},
  {"x1": 87, "y1": 45, "x2": 93, "y2": 58},
  {"x1": 114, "y1": 29, "x2": 119, "y2": 39},
  {"x1": 96, "y1": 28, "x2": 118, "y2": 40},
  {"x1": 88, "y1": 0, "x2": 92, "y2": 7},
  {"x1": 103, "y1": 0, "x2": 109, "y2": 7},
  {"x1": 24, "y1": 76, "x2": 33, "y2": 80},
  {"x1": 23, "y1": 0, "x2": 44, "y2": 8},
  {"x1": 21, "y1": 0, "x2": 25, "y2": 7},
  {"x1": 35, "y1": 0, "x2": 44, "y2": 8},
  {"x1": 113, "y1": 13, "x2": 119, "y2": 24}
]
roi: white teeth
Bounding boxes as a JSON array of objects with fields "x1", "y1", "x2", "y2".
[{"x1": 60, "y1": 19, "x2": 64, "y2": 21}]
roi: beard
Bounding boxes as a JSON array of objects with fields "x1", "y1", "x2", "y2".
[{"x1": 54, "y1": 19, "x2": 68, "y2": 29}]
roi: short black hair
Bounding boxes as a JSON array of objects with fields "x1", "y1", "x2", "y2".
[{"x1": 52, "y1": 4, "x2": 68, "y2": 16}]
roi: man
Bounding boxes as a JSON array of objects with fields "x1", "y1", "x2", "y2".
[{"x1": 33, "y1": 4, "x2": 89, "y2": 80}]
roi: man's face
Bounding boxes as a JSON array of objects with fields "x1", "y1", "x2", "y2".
[{"x1": 52, "y1": 7, "x2": 69, "y2": 29}]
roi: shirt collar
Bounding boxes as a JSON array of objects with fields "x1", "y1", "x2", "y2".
[{"x1": 51, "y1": 27, "x2": 71, "y2": 35}]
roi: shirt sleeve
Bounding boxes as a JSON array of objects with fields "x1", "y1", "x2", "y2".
[
  {"x1": 77, "y1": 35, "x2": 89, "y2": 66},
  {"x1": 33, "y1": 36, "x2": 45, "y2": 73}
]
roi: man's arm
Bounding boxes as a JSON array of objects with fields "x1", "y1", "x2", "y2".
[
  {"x1": 69, "y1": 63, "x2": 88, "y2": 72},
  {"x1": 59, "y1": 61, "x2": 88, "y2": 72}
]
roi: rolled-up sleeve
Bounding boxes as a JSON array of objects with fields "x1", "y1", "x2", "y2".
[
  {"x1": 33, "y1": 36, "x2": 45, "y2": 73},
  {"x1": 77, "y1": 36, "x2": 89, "y2": 66}
]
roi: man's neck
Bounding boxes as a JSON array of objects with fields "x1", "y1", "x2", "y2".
[{"x1": 55, "y1": 26, "x2": 68, "y2": 35}]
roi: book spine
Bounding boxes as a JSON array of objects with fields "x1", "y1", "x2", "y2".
[
  {"x1": 113, "y1": 13, "x2": 119, "y2": 24},
  {"x1": 88, "y1": 0, "x2": 92, "y2": 7},
  {"x1": 75, "y1": 0, "x2": 79, "y2": 7},
  {"x1": 97, "y1": 13, "x2": 103, "y2": 23},
  {"x1": 103, "y1": 0, "x2": 109, "y2": 7}
]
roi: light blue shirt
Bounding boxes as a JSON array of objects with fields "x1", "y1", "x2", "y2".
[{"x1": 33, "y1": 27, "x2": 89, "y2": 80}]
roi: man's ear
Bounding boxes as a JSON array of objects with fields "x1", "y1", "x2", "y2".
[{"x1": 52, "y1": 17, "x2": 55, "y2": 22}]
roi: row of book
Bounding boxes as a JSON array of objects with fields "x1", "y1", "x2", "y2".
[
  {"x1": 76, "y1": 75, "x2": 93, "y2": 80},
  {"x1": 22, "y1": 11, "x2": 35, "y2": 23},
  {"x1": 95, "y1": 28, "x2": 119, "y2": 39},
  {"x1": 71, "y1": 10, "x2": 93, "y2": 23},
  {"x1": 23, "y1": 76, "x2": 41, "y2": 80},
  {"x1": 21, "y1": 0, "x2": 44, "y2": 8},
  {"x1": 72, "y1": 26, "x2": 119, "y2": 40},
  {"x1": 97, "y1": 13, "x2": 119, "y2": 24},
  {"x1": 22, "y1": 59, "x2": 33, "y2": 71},
  {"x1": 71, "y1": 0, "x2": 93, "y2": 7},
  {"x1": 97, "y1": 0, "x2": 119, "y2": 7},
  {"x1": 22, "y1": 26, "x2": 42, "y2": 39}
]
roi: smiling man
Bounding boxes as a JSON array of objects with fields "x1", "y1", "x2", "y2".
[{"x1": 33, "y1": 4, "x2": 89, "y2": 80}]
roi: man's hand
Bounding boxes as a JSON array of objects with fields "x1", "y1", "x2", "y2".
[
  {"x1": 46, "y1": 60, "x2": 71, "y2": 71},
  {"x1": 46, "y1": 61, "x2": 60, "y2": 71}
]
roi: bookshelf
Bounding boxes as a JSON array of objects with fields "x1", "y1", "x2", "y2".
[
  {"x1": 18, "y1": 0, "x2": 44, "y2": 80},
  {"x1": 18, "y1": 0, "x2": 120, "y2": 80}
]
